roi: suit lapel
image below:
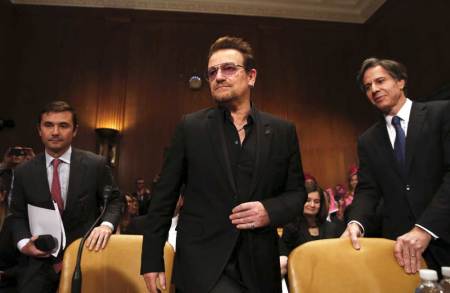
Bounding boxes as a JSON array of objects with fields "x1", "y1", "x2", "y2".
[
  {"x1": 36, "y1": 154, "x2": 54, "y2": 207},
  {"x1": 206, "y1": 109, "x2": 238, "y2": 195},
  {"x1": 65, "y1": 149, "x2": 87, "y2": 210},
  {"x1": 248, "y1": 110, "x2": 271, "y2": 199},
  {"x1": 405, "y1": 102, "x2": 426, "y2": 176}
]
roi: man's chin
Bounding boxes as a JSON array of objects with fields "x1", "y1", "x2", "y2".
[{"x1": 212, "y1": 94, "x2": 235, "y2": 104}]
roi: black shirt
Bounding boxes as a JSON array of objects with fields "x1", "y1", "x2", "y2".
[{"x1": 221, "y1": 107, "x2": 257, "y2": 200}]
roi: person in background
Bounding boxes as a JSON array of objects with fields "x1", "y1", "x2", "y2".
[
  {"x1": 279, "y1": 185, "x2": 343, "y2": 277},
  {"x1": 303, "y1": 173, "x2": 317, "y2": 191},
  {"x1": 118, "y1": 194, "x2": 140, "y2": 234},
  {"x1": 132, "y1": 178, "x2": 151, "y2": 216},
  {"x1": 0, "y1": 176, "x2": 20, "y2": 292},
  {"x1": 0, "y1": 146, "x2": 35, "y2": 206}
]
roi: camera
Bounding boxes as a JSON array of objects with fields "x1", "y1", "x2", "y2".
[{"x1": 8, "y1": 147, "x2": 26, "y2": 157}]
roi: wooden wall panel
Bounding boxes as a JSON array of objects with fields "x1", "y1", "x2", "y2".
[
  {"x1": 364, "y1": 0, "x2": 450, "y2": 101},
  {"x1": 0, "y1": 0, "x2": 15, "y2": 141},
  {"x1": 1, "y1": 5, "x2": 384, "y2": 193}
]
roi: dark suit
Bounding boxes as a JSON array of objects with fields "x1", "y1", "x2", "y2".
[
  {"x1": 141, "y1": 107, "x2": 306, "y2": 293},
  {"x1": 10, "y1": 148, "x2": 123, "y2": 292},
  {"x1": 349, "y1": 100, "x2": 450, "y2": 269}
]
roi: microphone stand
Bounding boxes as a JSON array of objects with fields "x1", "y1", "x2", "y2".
[{"x1": 71, "y1": 185, "x2": 114, "y2": 293}]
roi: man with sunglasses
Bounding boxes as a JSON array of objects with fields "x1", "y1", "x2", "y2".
[{"x1": 141, "y1": 36, "x2": 306, "y2": 293}]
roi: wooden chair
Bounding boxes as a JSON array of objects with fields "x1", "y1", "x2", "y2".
[
  {"x1": 288, "y1": 238, "x2": 424, "y2": 293},
  {"x1": 58, "y1": 235, "x2": 175, "y2": 293}
]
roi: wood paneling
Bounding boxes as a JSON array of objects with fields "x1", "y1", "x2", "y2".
[
  {"x1": 7, "y1": 2, "x2": 449, "y2": 193},
  {"x1": 364, "y1": 0, "x2": 450, "y2": 101},
  {"x1": 0, "y1": 0, "x2": 15, "y2": 131}
]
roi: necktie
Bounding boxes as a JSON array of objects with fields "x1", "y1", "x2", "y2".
[
  {"x1": 51, "y1": 159, "x2": 64, "y2": 214},
  {"x1": 391, "y1": 116, "x2": 406, "y2": 168}
]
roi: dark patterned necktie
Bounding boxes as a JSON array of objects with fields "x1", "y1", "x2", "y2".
[{"x1": 391, "y1": 116, "x2": 406, "y2": 168}]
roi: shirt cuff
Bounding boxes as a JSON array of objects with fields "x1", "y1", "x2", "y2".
[
  {"x1": 348, "y1": 220, "x2": 365, "y2": 236},
  {"x1": 101, "y1": 221, "x2": 114, "y2": 231},
  {"x1": 415, "y1": 224, "x2": 439, "y2": 239},
  {"x1": 17, "y1": 238, "x2": 31, "y2": 251}
]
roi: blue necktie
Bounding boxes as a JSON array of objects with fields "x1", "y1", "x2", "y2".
[{"x1": 391, "y1": 116, "x2": 406, "y2": 168}]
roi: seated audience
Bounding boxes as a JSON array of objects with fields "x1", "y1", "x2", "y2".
[
  {"x1": 279, "y1": 185, "x2": 343, "y2": 276},
  {"x1": 131, "y1": 178, "x2": 151, "y2": 216},
  {"x1": 343, "y1": 165, "x2": 358, "y2": 207},
  {"x1": 0, "y1": 177, "x2": 19, "y2": 292},
  {"x1": 0, "y1": 146, "x2": 34, "y2": 206},
  {"x1": 117, "y1": 194, "x2": 139, "y2": 234},
  {"x1": 303, "y1": 173, "x2": 317, "y2": 191}
]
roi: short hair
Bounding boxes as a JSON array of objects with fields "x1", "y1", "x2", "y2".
[
  {"x1": 38, "y1": 101, "x2": 78, "y2": 127},
  {"x1": 356, "y1": 57, "x2": 408, "y2": 94},
  {"x1": 208, "y1": 36, "x2": 256, "y2": 71}
]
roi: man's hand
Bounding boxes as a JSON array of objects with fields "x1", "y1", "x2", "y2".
[
  {"x1": 394, "y1": 226, "x2": 431, "y2": 274},
  {"x1": 279, "y1": 256, "x2": 288, "y2": 276},
  {"x1": 229, "y1": 201, "x2": 270, "y2": 229},
  {"x1": 85, "y1": 225, "x2": 113, "y2": 252},
  {"x1": 20, "y1": 236, "x2": 51, "y2": 257},
  {"x1": 143, "y1": 272, "x2": 166, "y2": 293},
  {"x1": 340, "y1": 222, "x2": 363, "y2": 250}
]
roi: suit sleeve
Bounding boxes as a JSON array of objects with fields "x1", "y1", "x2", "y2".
[
  {"x1": 141, "y1": 118, "x2": 187, "y2": 274},
  {"x1": 261, "y1": 123, "x2": 306, "y2": 227},
  {"x1": 417, "y1": 102, "x2": 450, "y2": 242},
  {"x1": 9, "y1": 167, "x2": 32, "y2": 245},
  {"x1": 346, "y1": 136, "x2": 382, "y2": 232},
  {"x1": 97, "y1": 157, "x2": 123, "y2": 228}
]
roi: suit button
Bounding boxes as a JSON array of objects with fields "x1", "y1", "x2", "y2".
[{"x1": 406, "y1": 185, "x2": 411, "y2": 191}]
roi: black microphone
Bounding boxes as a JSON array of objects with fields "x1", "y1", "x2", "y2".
[
  {"x1": 71, "y1": 185, "x2": 114, "y2": 293},
  {"x1": 0, "y1": 119, "x2": 15, "y2": 130},
  {"x1": 34, "y1": 234, "x2": 58, "y2": 252}
]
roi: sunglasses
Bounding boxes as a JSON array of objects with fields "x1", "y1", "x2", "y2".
[{"x1": 206, "y1": 62, "x2": 245, "y2": 81}]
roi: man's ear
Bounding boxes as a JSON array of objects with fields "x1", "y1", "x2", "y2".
[{"x1": 248, "y1": 68, "x2": 257, "y2": 87}]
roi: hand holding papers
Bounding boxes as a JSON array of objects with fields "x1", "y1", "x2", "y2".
[{"x1": 27, "y1": 202, "x2": 66, "y2": 257}]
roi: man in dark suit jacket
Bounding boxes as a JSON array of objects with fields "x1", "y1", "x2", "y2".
[
  {"x1": 342, "y1": 58, "x2": 450, "y2": 274},
  {"x1": 10, "y1": 101, "x2": 123, "y2": 292},
  {"x1": 141, "y1": 36, "x2": 306, "y2": 293}
]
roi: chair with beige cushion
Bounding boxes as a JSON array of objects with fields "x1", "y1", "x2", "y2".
[
  {"x1": 288, "y1": 238, "x2": 424, "y2": 293},
  {"x1": 58, "y1": 235, "x2": 174, "y2": 293}
]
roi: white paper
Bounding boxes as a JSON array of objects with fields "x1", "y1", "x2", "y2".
[{"x1": 27, "y1": 202, "x2": 66, "y2": 257}]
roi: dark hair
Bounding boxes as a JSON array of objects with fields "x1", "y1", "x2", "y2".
[
  {"x1": 208, "y1": 36, "x2": 256, "y2": 71},
  {"x1": 356, "y1": 57, "x2": 408, "y2": 94},
  {"x1": 38, "y1": 101, "x2": 78, "y2": 127},
  {"x1": 304, "y1": 185, "x2": 329, "y2": 225}
]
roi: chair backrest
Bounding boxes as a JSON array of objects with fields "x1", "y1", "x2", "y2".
[
  {"x1": 58, "y1": 235, "x2": 175, "y2": 293},
  {"x1": 287, "y1": 238, "x2": 423, "y2": 293}
]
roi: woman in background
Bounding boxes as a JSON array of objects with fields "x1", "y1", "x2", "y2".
[{"x1": 279, "y1": 185, "x2": 343, "y2": 276}]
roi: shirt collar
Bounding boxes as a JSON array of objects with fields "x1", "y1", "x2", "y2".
[
  {"x1": 45, "y1": 146, "x2": 72, "y2": 167},
  {"x1": 385, "y1": 98, "x2": 412, "y2": 126},
  {"x1": 219, "y1": 103, "x2": 255, "y2": 125}
]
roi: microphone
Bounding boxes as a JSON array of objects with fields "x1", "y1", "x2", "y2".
[
  {"x1": 0, "y1": 119, "x2": 15, "y2": 130},
  {"x1": 34, "y1": 234, "x2": 57, "y2": 252},
  {"x1": 71, "y1": 185, "x2": 114, "y2": 293}
]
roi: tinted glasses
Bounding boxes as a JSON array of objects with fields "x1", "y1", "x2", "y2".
[{"x1": 206, "y1": 62, "x2": 245, "y2": 82}]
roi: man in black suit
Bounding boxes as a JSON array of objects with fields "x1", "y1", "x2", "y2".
[
  {"x1": 10, "y1": 101, "x2": 123, "y2": 292},
  {"x1": 141, "y1": 36, "x2": 306, "y2": 293},
  {"x1": 342, "y1": 58, "x2": 450, "y2": 274}
]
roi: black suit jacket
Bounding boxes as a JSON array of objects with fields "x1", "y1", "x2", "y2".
[
  {"x1": 141, "y1": 107, "x2": 306, "y2": 293},
  {"x1": 349, "y1": 100, "x2": 450, "y2": 268},
  {"x1": 10, "y1": 148, "x2": 123, "y2": 284}
]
